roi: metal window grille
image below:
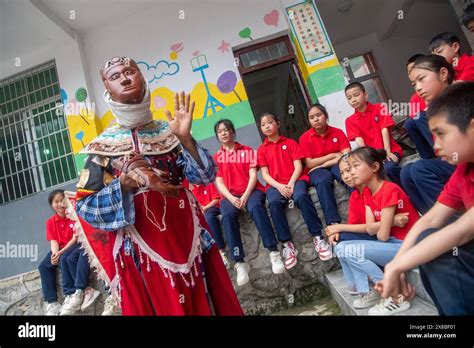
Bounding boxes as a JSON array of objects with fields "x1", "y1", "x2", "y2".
[{"x1": 0, "y1": 60, "x2": 77, "y2": 205}]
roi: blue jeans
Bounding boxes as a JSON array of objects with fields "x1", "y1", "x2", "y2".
[
  {"x1": 335, "y1": 237, "x2": 403, "y2": 293},
  {"x1": 204, "y1": 206, "x2": 225, "y2": 250},
  {"x1": 417, "y1": 228, "x2": 474, "y2": 315},
  {"x1": 60, "y1": 243, "x2": 90, "y2": 295},
  {"x1": 401, "y1": 159, "x2": 456, "y2": 214},
  {"x1": 309, "y1": 165, "x2": 344, "y2": 225},
  {"x1": 384, "y1": 153, "x2": 402, "y2": 187},
  {"x1": 220, "y1": 189, "x2": 278, "y2": 261},
  {"x1": 404, "y1": 113, "x2": 435, "y2": 159},
  {"x1": 266, "y1": 180, "x2": 324, "y2": 242}
]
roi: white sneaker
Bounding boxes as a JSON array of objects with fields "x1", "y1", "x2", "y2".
[
  {"x1": 220, "y1": 250, "x2": 230, "y2": 269},
  {"x1": 353, "y1": 290, "x2": 381, "y2": 309},
  {"x1": 60, "y1": 290, "x2": 84, "y2": 315},
  {"x1": 368, "y1": 296, "x2": 411, "y2": 316},
  {"x1": 81, "y1": 286, "x2": 101, "y2": 311},
  {"x1": 314, "y1": 236, "x2": 333, "y2": 261},
  {"x1": 269, "y1": 251, "x2": 285, "y2": 274},
  {"x1": 45, "y1": 302, "x2": 61, "y2": 316},
  {"x1": 234, "y1": 262, "x2": 250, "y2": 286},
  {"x1": 102, "y1": 293, "x2": 121, "y2": 316}
]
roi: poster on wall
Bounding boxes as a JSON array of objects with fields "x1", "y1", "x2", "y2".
[{"x1": 285, "y1": 1, "x2": 335, "y2": 64}]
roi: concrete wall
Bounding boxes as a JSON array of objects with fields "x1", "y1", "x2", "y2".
[
  {"x1": 331, "y1": 0, "x2": 471, "y2": 105},
  {"x1": 0, "y1": 182, "x2": 76, "y2": 279}
]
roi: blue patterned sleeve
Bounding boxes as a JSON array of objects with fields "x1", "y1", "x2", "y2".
[
  {"x1": 176, "y1": 140, "x2": 217, "y2": 185},
  {"x1": 76, "y1": 178, "x2": 135, "y2": 231}
]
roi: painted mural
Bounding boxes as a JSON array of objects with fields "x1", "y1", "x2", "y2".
[{"x1": 62, "y1": 4, "x2": 346, "y2": 173}]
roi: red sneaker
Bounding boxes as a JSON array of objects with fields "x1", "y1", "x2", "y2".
[
  {"x1": 282, "y1": 242, "x2": 298, "y2": 269},
  {"x1": 314, "y1": 236, "x2": 333, "y2": 261}
]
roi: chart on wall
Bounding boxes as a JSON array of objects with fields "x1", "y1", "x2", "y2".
[{"x1": 285, "y1": 1, "x2": 334, "y2": 64}]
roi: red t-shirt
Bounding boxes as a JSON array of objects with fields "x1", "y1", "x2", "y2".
[
  {"x1": 192, "y1": 183, "x2": 221, "y2": 208},
  {"x1": 213, "y1": 142, "x2": 265, "y2": 196},
  {"x1": 347, "y1": 189, "x2": 366, "y2": 224},
  {"x1": 257, "y1": 136, "x2": 309, "y2": 188},
  {"x1": 46, "y1": 215, "x2": 75, "y2": 249},
  {"x1": 299, "y1": 126, "x2": 351, "y2": 158},
  {"x1": 454, "y1": 53, "x2": 474, "y2": 82},
  {"x1": 345, "y1": 102, "x2": 403, "y2": 157},
  {"x1": 437, "y1": 162, "x2": 474, "y2": 211},
  {"x1": 408, "y1": 93, "x2": 427, "y2": 119},
  {"x1": 363, "y1": 181, "x2": 419, "y2": 240}
]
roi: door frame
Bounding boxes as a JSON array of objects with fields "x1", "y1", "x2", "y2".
[{"x1": 233, "y1": 34, "x2": 312, "y2": 109}]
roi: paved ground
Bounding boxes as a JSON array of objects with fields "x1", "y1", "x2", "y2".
[{"x1": 272, "y1": 289, "x2": 342, "y2": 316}]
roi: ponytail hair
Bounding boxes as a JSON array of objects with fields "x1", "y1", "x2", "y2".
[
  {"x1": 48, "y1": 189, "x2": 65, "y2": 206},
  {"x1": 412, "y1": 54, "x2": 455, "y2": 85},
  {"x1": 337, "y1": 152, "x2": 350, "y2": 167},
  {"x1": 350, "y1": 147, "x2": 387, "y2": 179},
  {"x1": 214, "y1": 119, "x2": 236, "y2": 139},
  {"x1": 259, "y1": 112, "x2": 280, "y2": 125}
]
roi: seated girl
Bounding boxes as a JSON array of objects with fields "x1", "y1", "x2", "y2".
[
  {"x1": 213, "y1": 119, "x2": 285, "y2": 287},
  {"x1": 334, "y1": 147, "x2": 419, "y2": 315},
  {"x1": 299, "y1": 103, "x2": 351, "y2": 226},
  {"x1": 326, "y1": 155, "x2": 409, "y2": 246},
  {"x1": 257, "y1": 112, "x2": 331, "y2": 264}
]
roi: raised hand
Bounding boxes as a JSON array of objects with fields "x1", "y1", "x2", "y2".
[{"x1": 164, "y1": 91, "x2": 195, "y2": 142}]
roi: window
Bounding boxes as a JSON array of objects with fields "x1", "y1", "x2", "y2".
[
  {"x1": 0, "y1": 60, "x2": 77, "y2": 205},
  {"x1": 341, "y1": 53, "x2": 389, "y2": 104},
  {"x1": 240, "y1": 41, "x2": 289, "y2": 69}
]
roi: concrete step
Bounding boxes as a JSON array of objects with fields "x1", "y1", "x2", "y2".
[{"x1": 326, "y1": 269, "x2": 438, "y2": 316}]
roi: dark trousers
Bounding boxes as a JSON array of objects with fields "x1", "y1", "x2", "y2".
[
  {"x1": 401, "y1": 159, "x2": 456, "y2": 214},
  {"x1": 309, "y1": 165, "x2": 345, "y2": 225},
  {"x1": 339, "y1": 231, "x2": 377, "y2": 242},
  {"x1": 416, "y1": 228, "x2": 474, "y2": 315},
  {"x1": 38, "y1": 243, "x2": 89, "y2": 302},
  {"x1": 384, "y1": 153, "x2": 402, "y2": 187},
  {"x1": 266, "y1": 180, "x2": 323, "y2": 242},
  {"x1": 404, "y1": 114, "x2": 435, "y2": 159},
  {"x1": 220, "y1": 189, "x2": 278, "y2": 261},
  {"x1": 60, "y1": 243, "x2": 90, "y2": 295},
  {"x1": 204, "y1": 206, "x2": 225, "y2": 250}
]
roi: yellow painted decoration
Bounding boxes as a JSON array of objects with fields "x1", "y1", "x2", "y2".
[
  {"x1": 66, "y1": 108, "x2": 102, "y2": 154},
  {"x1": 170, "y1": 51, "x2": 178, "y2": 60}
]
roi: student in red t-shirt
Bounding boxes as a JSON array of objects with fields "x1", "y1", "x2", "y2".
[
  {"x1": 401, "y1": 55, "x2": 457, "y2": 214},
  {"x1": 377, "y1": 82, "x2": 474, "y2": 315},
  {"x1": 430, "y1": 32, "x2": 474, "y2": 82},
  {"x1": 344, "y1": 82, "x2": 403, "y2": 187},
  {"x1": 257, "y1": 112, "x2": 331, "y2": 266},
  {"x1": 299, "y1": 103, "x2": 351, "y2": 226},
  {"x1": 214, "y1": 119, "x2": 285, "y2": 286},
  {"x1": 404, "y1": 54, "x2": 435, "y2": 160},
  {"x1": 462, "y1": 4, "x2": 474, "y2": 33},
  {"x1": 38, "y1": 190, "x2": 99, "y2": 316},
  {"x1": 326, "y1": 154, "x2": 409, "y2": 247},
  {"x1": 189, "y1": 182, "x2": 229, "y2": 269},
  {"x1": 334, "y1": 147, "x2": 419, "y2": 315},
  {"x1": 406, "y1": 54, "x2": 428, "y2": 120}
]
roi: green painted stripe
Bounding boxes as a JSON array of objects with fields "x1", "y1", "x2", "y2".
[
  {"x1": 191, "y1": 101, "x2": 255, "y2": 141},
  {"x1": 308, "y1": 66, "x2": 346, "y2": 98},
  {"x1": 74, "y1": 153, "x2": 88, "y2": 173}
]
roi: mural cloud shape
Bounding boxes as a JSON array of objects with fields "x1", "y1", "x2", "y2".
[{"x1": 137, "y1": 59, "x2": 180, "y2": 83}]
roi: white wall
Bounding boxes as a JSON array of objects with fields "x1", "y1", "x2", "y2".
[{"x1": 80, "y1": 0, "x2": 290, "y2": 118}]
